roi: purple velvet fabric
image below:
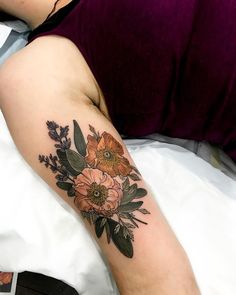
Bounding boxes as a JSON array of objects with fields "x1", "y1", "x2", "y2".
[{"x1": 29, "y1": 0, "x2": 236, "y2": 161}]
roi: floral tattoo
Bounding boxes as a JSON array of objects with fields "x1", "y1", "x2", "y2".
[
  {"x1": 39, "y1": 120, "x2": 150, "y2": 258},
  {"x1": 0, "y1": 272, "x2": 13, "y2": 286}
]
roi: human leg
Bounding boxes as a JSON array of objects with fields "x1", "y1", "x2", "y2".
[{"x1": 0, "y1": 36, "x2": 200, "y2": 295}]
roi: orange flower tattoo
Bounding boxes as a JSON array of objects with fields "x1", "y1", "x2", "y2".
[{"x1": 85, "y1": 132, "x2": 132, "y2": 177}]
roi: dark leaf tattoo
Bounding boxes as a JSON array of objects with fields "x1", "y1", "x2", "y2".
[
  {"x1": 39, "y1": 120, "x2": 150, "y2": 258},
  {"x1": 107, "y1": 218, "x2": 133, "y2": 258},
  {"x1": 95, "y1": 217, "x2": 106, "y2": 238},
  {"x1": 118, "y1": 201, "x2": 143, "y2": 213},
  {"x1": 73, "y1": 120, "x2": 87, "y2": 157},
  {"x1": 129, "y1": 173, "x2": 141, "y2": 181},
  {"x1": 66, "y1": 149, "x2": 86, "y2": 173},
  {"x1": 56, "y1": 181, "x2": 73, "y2": 191}
]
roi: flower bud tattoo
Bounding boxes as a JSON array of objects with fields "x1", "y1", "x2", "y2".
[{"x1": 39, "y1": 120, "x2": 150, "y2": 258}]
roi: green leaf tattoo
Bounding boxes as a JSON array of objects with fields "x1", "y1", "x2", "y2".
[
  {"x1": 118, "y1": 201, "x2": 143, "y2": 213},
  {"x1": 108, "y1": 218, "x2": 133, "y2": 258},
  {"x1": 56, "y1": 149, "x2": 79, "y2": 176},
  {"x1": 73, "y1": 120, "x2": 87, "y2": 156},
  {"x1": 95, "y1": 217, "x2": 106, "y2": 238},
  {"x1": 66, "y1": 149, "x2": 86, "y2": 173},
  {"x1": 39, "y1": 120, "x2": 150, "y2": 258}
]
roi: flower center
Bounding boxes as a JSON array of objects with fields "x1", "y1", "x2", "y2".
[
  {"x1": 97, "y1": 148, "x2": 119, "y2": 165},
  {"x1": 104, "y1": 151, "x2": 112, "y2": 159},
  {"x1": 87, "y1": 182, "x2": 108, "y2": 206}
]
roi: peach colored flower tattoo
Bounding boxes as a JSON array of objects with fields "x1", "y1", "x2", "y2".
[
  {"x1": 39, "y1": 120, "x2": 150, "y2": 258},
  {"x1": 74, "y1": 168, "x2": 122, "y2": 215},
  {"x1": 0, "y1": 272, "x2": 13, "y2": 285}
]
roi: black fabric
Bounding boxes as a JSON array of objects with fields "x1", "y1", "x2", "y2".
[
  {"x1": 16, "y1": 271, "x2": 79, "y2": 295},
  {"x1": 29, "y1": 0, "x2": 80, "y2": 41},
  {"x1": 0, "y1": 12, "x2": 19, "y2": 21}
]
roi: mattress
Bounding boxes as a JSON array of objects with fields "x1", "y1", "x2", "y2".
[{"x1": 0, "y1": 21, "x2": 236, "y2": 295}]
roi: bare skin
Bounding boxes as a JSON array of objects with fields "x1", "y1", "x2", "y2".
[
  {"x1": 0, "y1": 0, "x2": 72, "y2": 28},
  {"x1": 0, "y1": 1, "x2": 201, "y2": 294}
]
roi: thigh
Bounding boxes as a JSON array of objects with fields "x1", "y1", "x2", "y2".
[
  {"x1": 0, "y1": 36, "x2": 107, "y2": 208},
  {"x1": 0, "y1": 35, "x2": 99, "y2": 109},
  {"x1": 0, "y1": 36, "x2": 97, "y2": 180}
]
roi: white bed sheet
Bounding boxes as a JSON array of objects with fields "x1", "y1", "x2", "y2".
[
  {"x1": 0, "y1": 24, "x2": 11, "y2": 48},
  {"x1": 0, "y1": 111, "x2": 236, "y2": 295},
  {"x1": 0, "y1": 21, "x2": 29, "y2": 66}
]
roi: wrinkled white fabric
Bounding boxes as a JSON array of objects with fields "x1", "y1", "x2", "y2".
[
  {"x1": 0, "y1": 24, "x2": 11, "y2": 48},
  {"x1": 0, "y1": 21, "x2": 29, "y2": 66},
  {"x1": 0, "y1": 111, "x2": 236, "y2": 295}
]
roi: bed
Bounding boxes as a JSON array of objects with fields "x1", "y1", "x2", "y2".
[{"x1": 0, "y1": 20, "x2": 236, "y2": 295}]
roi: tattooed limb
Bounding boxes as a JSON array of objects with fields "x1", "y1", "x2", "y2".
[{"x1": 0, "y1": 36, "x2": 200, "y2": 295}]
